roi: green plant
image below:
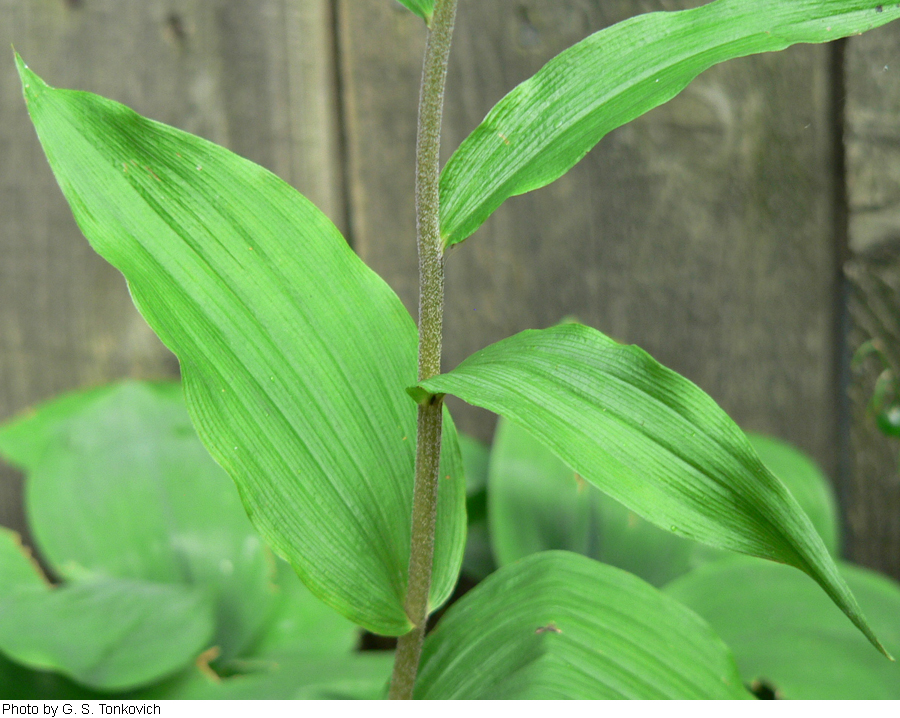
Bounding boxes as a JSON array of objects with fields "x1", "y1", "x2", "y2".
[
  {"x1": 8, "y1": 0, "x2": 900, "y2": 699},
  {"x1": 473, "y1": 415, "x2": 900, "y2": 698},
  {"x1": 0, "y1": 382, "x2": 392, "y2": 699},
  {"x1": 2, "y1": 385, "x2": 897, "y2": 698}
]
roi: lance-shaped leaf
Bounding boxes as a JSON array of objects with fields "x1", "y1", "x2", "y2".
[
  {"x1": 747, "y1": 433, "x2": 840, "y2": 555},
  {"x1": 439, "y1": 0, "x2": 900, "y2": 247},
  {"x1": 16, "y1": 58, "x2": 466, "y2": 636},
  {"x1": 665, "y1": 557, "x2": 900, "y2": 699},
  {"x1": 487, "y1": 419, "x2": 842, "y2": 586},
  {"x1": 394, "y1": 0, "x2": 433, "y2": 24},
  {"x1": 414, "y1": 551, "x2": 751, "y2": 699},
  {"x1": 414, "y1": 323, "x2": 888, "y2": 656}
]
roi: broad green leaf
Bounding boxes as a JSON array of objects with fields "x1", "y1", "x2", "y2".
[
  {"x1": 249, "y1": 558, "x2": 361, "y2": 658},
  {"x1": 457, "y1": 433, "x2": 495, "y2": 580},
  {"x1": 487, "y1": 421, "x2": 841, "y2": 585},
  {"x1": 0, "y1": 652, "x2": 109, "y2": 701},
  {"x1": 394, "y1": 0, "x2": 433, "y2": 24},
  {"x1": 0, "y1": 578, "x2": 215, "y2": 691},
  {"x1": 17, "y1": 58, "x2": 466, "y2": 636},
  {"x1": 665, "y1": 557, "x2": 900, "y2": 699},
  {"x1": 0, "y1": 528, "x2": 46, "y2": 594},
  {"x1": 0, "y1": 529, "x2": 211, "y2": 695},
  {"x1": 488, "y1": 415, "x2": 695, "y2": 586},
  {"x1": 458, "y1": 432, "x2": 489, "y2": 496},
  {"x1": 489, "y1": 416, "x2": 600, "y2": 565},
  {"x1": 0, "y1": 659, "x2": 81, "y2": 701},
  {"x1": 415, "y1": 551, "x2": 751, "y2": 699},
  {"x1": 0, "y1": 532, "x2": 96, "y2": 698},
  {"x1": 415, "y1": 323, "x2": 888, "y2": 655},
  {"x1": 439, "y1": 0, "x2": 900, "y2": 246},
  {"x1": 135, "y1": 651, "x2": 394, "y2": 700},
  {"x1": 0, "y1": 382, "x2": 274, "y2": 661}
]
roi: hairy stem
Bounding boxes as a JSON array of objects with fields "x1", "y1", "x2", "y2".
[{"x1": 388, "y1": 0, "x2": 458, "y2": 701}]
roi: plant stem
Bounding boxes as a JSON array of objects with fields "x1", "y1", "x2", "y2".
[{"x1": 388, "y1": 0, "x2": 458, "y2": 701}]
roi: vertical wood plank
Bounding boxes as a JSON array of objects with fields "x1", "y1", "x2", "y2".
[
  {"x1": 845, "y1": 24, "x2": 900, "y2": 579},
  {"x1": 845, "y1": 250, "x2": 900, "y2": 579},
  {"x1": 0, "y1": 0, "x2": 342, "y2": 536},
  {"x1": 337, "y1": 2, "x2": 842, "y2": 491}
]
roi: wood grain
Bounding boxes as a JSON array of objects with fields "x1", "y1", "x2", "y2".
[
  {"x1": 845, "y1": 247, "x2": 900, "y2": 579},
  {"x1": 845, "y1": 23, "x2": 900, "y2": 578}
]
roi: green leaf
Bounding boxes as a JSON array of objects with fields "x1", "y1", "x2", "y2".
[
  {"x1": 0, "y1": 532, "x2": 101, "y2": 698},
  {"x1": 489, "y1": 416, "x2": 600, "y2": 565},
  {"x1": 0, "y1": 652, "x2": 110, "y2": 701},
  {"x1": 440, "y1": 0, "x2": 900, "y2": 246},
  {"x1": 457, "y1": 433, "x2": 495, "y2": 580},
  {"x1": 0, "y1": 528, "x2": 46, "y2": 595},
  {"x1": 249, "y1": 558, "x2": 361, "y2": 658},
  {"x1": 1, "y1": 527, "x2": 214, "y2": 693},
  {"x1": 665, "y1": 557, "x2": 900, "y2": 699},
  {"x1": 0, "y1": 577, "x2": 215, "y2": 692},
  {"x1": 394, "y1": 0, "x2": 433, "y2": 24},
  {"x1": 16, "y1": 58, "x2": 466, "y2": 636},
  {"x1": 415, "y1": 323, "x2": 889, "y2": 656},
  {"x1": 415, "y1": 551, "x2": 750, "y2": 699},
  {"x1": 0, "y1": 382, "x2": 274, "y2": 661},
  {"x1": 135, "y1": 651, "x2": 394, "y2": 700},
  {"x1": 458, "y1": 432, "x2": 489, "y2": 496},
  {"x1": 488, "y1": 416, "x2": 696, "y2": 586},
  {"x1": 487, "y1": 421, "x2": 842, "y2": 585},
  {"x1": 746, "y1": 433, "x2": 840, "y2": 555}
]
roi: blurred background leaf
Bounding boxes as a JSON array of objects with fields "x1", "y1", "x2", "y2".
[
  {"x1": 0, "y1": 383, "x2": 380, "y2": 698},
  {"x1": 665, "y1": 556, "x2": 900, "y2": 699}
]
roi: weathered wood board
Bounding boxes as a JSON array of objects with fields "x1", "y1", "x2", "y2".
[
  {"x1": 0, "y1": 0, "x2": 342, "y2": 537},
  {"x1": 845, "y1": 24, "x2": 900, "y2": 579}
]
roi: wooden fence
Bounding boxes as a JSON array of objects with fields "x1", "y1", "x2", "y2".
[{"x1": 1, "y1": 0, "x2": 898, "y2": 580}]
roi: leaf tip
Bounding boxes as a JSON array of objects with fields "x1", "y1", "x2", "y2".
[
  {"x1": 14, "y1": 52, "x2": 47, "y2": 104},
  {"x1": 13, "y1": 48, "x2": 27, "y2": 76},
  {"x1": 858, "y1": 616, "x2": 894, "y2": 661}
]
